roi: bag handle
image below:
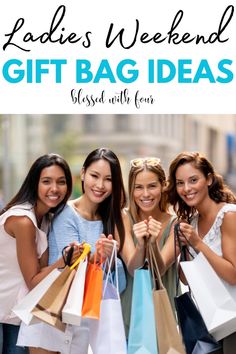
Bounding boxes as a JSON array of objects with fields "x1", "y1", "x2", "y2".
[
  {"x1": 147, "y1": 241, "x2": 164, "y2": 291},
  {"x1": 70, "y1": 243, "x2": 91, "y2": 270},
  {"x1": 174, "y1": 223, "x2": 194, "y2": 295},
  {"x1": 103, "y1": 240, "x2": 119, "y2": 297},
  {"x1": 62, "y1": 245, "x2": 74, "y2": 266}
]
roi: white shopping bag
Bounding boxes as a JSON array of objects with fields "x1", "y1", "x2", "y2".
[
  {"x1": 13, "y1": 269, "x2": 60, "y2": 325},
  {"x1": 89, "y1": 241, "x2": 127, "y2": 354},
  {"x1": 181, "y1": 252, "x2": 236, "y2": 341},
  {"x1": 62, "y1": 257, "x2": 88, "y2": 325}
]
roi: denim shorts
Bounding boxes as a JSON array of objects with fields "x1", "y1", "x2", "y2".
[{"x1": 0, "y1": 323, "x2": 29, "y2": 354}]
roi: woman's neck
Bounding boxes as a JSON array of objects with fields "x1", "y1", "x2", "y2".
[
  {"x1": 196, "y1": 198, "x2": 221, "y2": 219},
  {"x1": 34, "y1": 203, "x2": 49, "y2": 227},
  {"x1": 71, "y1": 195, "x2": 100, "y2": 221}
]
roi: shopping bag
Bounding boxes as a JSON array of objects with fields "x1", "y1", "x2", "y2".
[
  {"x1": 89, "y1": 241, "x2": 127, "y2": 354},
  {"x1": 147, "y1": 242, "x2": 186, "y2": 354},
  {"x1": 128, "y1": 264, "x2": 158, "y2": 354},
  {"x1": 113, "y1": 257, "x2": 127, "y2": 294},
  {"x1": 175, "y1": 292, "x2": 222, "y2": 354},
  {"x1": 223, "y1": 332, "x2": 236, "y2": 354},
  {"x1": 12, "y1": 244, "x2": 82, "y2": 325},
  {"x1": 32, "y1": 243, "x2": 91, "y2": 331},
  {"x1": 32, "y1": 265, "x2": 75, "y2": 331},
  {"x1": 174, "y1": 224, "x2": 222, "y2": 354},
  {"x1": 81, "y1": 251, "x2": 103, "y2": 319},
  {"x1": 181, "y1": 252, "x2": 236, "y2": 341},
  {"x1": 12, "y1": 268, "x2": 60, "y2": 325},
  {"x1": 62, "y1": 257, "x2": 88, "y2": 325}
]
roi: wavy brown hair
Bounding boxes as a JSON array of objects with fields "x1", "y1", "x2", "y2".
[{"x1": 166, "y1": 151, "x2": 236, "y2": 222}]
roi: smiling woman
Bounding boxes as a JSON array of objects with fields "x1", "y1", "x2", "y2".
[
  {"x1": 17, "y1": 147, "x2": 127, "y2": 354},
  {"x1": 119, "y1": 156, "x2": 179, "y2": 338},
  {"x1": 37, "y1": 165, "x2": 68, "y2": 218},
  {"x1": 166, "y1": 151, "x2": 236, "y2": 353},
  {"x1": 0, "y1": 153, "x2": 75, "y2": 354}
]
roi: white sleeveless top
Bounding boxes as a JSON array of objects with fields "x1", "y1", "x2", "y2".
[
  {"x1": 191, "y1": 203, "x2": 236, "y2": 258},
  {"x1": 0, "y1": 203, "x2": 48, "y2": 324}
]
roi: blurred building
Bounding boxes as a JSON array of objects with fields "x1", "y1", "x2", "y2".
[{"x1": 1, "y1": 114, "x2": 236, "y2": 201}]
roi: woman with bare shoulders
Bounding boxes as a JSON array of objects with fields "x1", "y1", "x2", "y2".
[{"x1": 166, "y1": 151, "x2": 236, "y2": 353}]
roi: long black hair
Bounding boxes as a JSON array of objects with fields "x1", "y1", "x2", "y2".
[
  {"x1": 82, "y1": 148, "x2": 126, "y2": 251},
  {"x1": 1, "y1": 153, "x2": 73, "y2": 216}
]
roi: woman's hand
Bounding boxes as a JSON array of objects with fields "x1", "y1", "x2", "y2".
[
  {"x1": 95, "y1": 234, "x2": 116, "y2": 260},
  {"x1": 70, "y1": 242, "x2": 85, "y2": 263},
  {"x1": 133, "y1": 216, "x2": 162, "y2": 247},
  {"x1": 179, "y1": 222, "x2": 202, "y2": 249},
  {"x1": 63, "y1": 242, "x2": 85, "y2": 266},
  {"x1": 147, "y1": 216, "x2": 162, "y2": 244},
  {"x1": 133, "y1": 220, "x2": 149, "y2": 247}
]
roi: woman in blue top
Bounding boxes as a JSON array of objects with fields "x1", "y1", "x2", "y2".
[{"x1": 18, "y1": 147, "x2": 127, "y2": 354}]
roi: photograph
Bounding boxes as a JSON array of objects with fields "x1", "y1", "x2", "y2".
[{"x1": 1, "y1": 114, "x2": 236, "y2": 354}]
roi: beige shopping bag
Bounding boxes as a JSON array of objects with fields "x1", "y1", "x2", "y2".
[
  {"x1": 147, "y1": 242, "x2": 186, "y2": 354},
  {"x1": 32, "y1": 243, "x2": 91, "y2": 331}
]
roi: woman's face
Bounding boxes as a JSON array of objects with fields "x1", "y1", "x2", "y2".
[
  {"x1": 175, "y1": 162, "x2": 211, "y2": 208},
  {"x1": 133, "y1": 169, "x2": 162, "y2": 213},
  {"x1": 81, "y1": 159, "x2": 112, "y2": 204},
  {"x1": 37, "y1": 165, "x2": 68, "y2": 212}
]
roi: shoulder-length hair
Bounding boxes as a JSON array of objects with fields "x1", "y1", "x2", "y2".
[
  {"x1": 128, "y1": 160, "x2": 168, "y2": 223},
  {"x1": 82, "y1": 148, "x2": 126, "y2": 251},
  {"x1": 166, "y1": 151, "x2": 236, "y2": 222},
  {"x1": 1, "y1": 153, "x2": 72, "y2": 216}
]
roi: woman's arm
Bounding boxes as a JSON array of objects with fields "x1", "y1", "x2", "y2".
[
  {"x1": 119, "y1": 211, "x2": 146, "y2": 276},
  {"x1": 5, "y1": 216, "x2": 65, "y2": 290},
  {"x1": 180, "y1": 213, "x2": 236, "y2": 285}
]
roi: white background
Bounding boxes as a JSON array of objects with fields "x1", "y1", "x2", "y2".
[{"x1": 0, "y1": 0, "x2": 235, "y2": 113}]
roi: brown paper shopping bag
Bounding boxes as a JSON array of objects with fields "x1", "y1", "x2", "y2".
[
  {"x1": 147, "y1": 242, "x2": 186, "y2": 354},
  {"x1": 32, "y1": 243, "x2": 91, "y2": 331},
  {"x1": 32, "y1": 266, "x2": 75, "y2": 331}
]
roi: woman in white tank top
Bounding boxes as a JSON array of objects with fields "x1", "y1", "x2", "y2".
[
  {"x1": 0, "y1": 153, "x2": 77, "y2": 354},
  {"x1": 166, "y1": 151, "x2": 236, "y2": 353}
]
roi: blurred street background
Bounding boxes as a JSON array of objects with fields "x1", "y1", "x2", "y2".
[{"x1": 0, "y1": 114, "x2": 236, "y2": 205}]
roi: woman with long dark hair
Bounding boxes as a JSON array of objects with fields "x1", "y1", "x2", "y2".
[
  {"x1": 18, "y1": 147, "x2": 127, "y2": 354},
  {"x1": 0, "y1": 153, "x2": 74, "y2": 354},
  {"x1": 167, "y1": 151, "x2": 236, "y2": 353}
]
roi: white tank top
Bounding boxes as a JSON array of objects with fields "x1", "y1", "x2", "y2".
[
  {"x1": 0, "y1": 203, "x2": 48, "y2": 324},
  {"x1": 191, "y1": 203, "x2": 236, "y2": 257}
]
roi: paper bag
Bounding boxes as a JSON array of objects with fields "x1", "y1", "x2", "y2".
[
  {"x1": 147, "y1": 243, "x2": 186, "y2": 354},
  {"x1": 181, "y1": 252, "x2": 236, "y2": 341},
  {"x1": 81, "y1": 253, "x2": 103, "y2": 320},
  {"x1": 62, "y1": 257, "x2": 88, "y2": 325},
  {"x1": 89, "y1": 241, "x2": 127, "y2": 354},
  {"x1": 13, "y1": 269, "x2": 60, "y2": 325}
]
